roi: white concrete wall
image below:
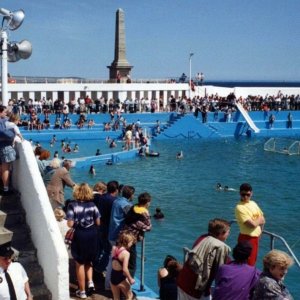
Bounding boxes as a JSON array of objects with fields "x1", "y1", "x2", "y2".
[
  {"x1": 12, "y1": 141, "x2": 69, "y2": 300},
  {"x1": 6, "y1": 82, "x2": 300, "y2": 102},
  {"x1": 233, "y1": 87, "x2": 300, "y2": 98},
  {"x1": 202, "y1": 86, "x2": 300, "y2": 98}
]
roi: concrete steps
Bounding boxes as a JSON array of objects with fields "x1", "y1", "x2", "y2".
[{"x1": 0, "y1": 192, "x2": 52, "y2": 300}]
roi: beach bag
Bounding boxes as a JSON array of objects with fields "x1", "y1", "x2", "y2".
[
  {"x1": 64, "y1": 228, "x2": 75, "y2": 248},
  {"x1": 0, "y1": 119, "x2": 15, "y2": 142}
]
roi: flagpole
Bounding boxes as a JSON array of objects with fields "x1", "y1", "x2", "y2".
[{"x1": 189, "y1": 52, "x2": 194, "y2": 99}]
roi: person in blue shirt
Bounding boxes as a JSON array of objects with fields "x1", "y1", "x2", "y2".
[
  {"x1": 93, "y1": 181, "x2": 119, "y2": 274},
  {"x1": 105, "y1": 185, "x2": 135, "y2": 290},
  {"x1": 109, "y1": 185, "x2": 135, "y2": 243}
]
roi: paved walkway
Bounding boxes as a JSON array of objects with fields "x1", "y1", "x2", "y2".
[{"x1": 69, "y1": 259, "x2": 113, "y2": 299}]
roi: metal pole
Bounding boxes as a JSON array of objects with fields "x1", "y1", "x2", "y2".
[
  {"x1": 139, "y1": 237, "x2": 145, "y2": 291},
  {"x1": 1, "y1": 30, "x2": 8, "y2": 106},
  {"x1": 189, "y1": 53, "x2": 194, "y2": 99},
  {"x1": 189, "y1": 55, "x2": 192, "y2": 99}
]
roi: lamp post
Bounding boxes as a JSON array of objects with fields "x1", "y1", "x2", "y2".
[
  {"x1": 189, "y1": 52, "x2": 194, "y2": 99},
  {"x1": 0, "y1": 7, "x2": 32, "y2": 106}
]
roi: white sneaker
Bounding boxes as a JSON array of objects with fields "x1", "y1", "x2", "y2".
[{"x1": 75, "y1": 290, "x2": 87, "y2": 299}]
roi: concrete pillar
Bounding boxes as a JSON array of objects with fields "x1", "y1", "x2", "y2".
[
  {"x1": 163, "y1": 91, "x2": 168, "y2": 111},
  {"x1": 107, "y1": 91, "x2": 113, "y2": 100},
  {"x1": 52, "y1": 92, "x2": 58, "y2": 101},
  {"x1": 17, "y1": 92, "x2": 23, "y2": 100},
  {"x1": 107, "y1": 9, "x2": 133, "y2": 81},
  {"x1": 63, "y1": 92, "x2": 69, "y2": 103},
  {"x1": 97, "y1": 91, "x2": 103, "y2": 99},
  {"x1": 118, "y1": 91, "x2": 127, "y2": 102},
  {"x1": 144, "y1": 91, "x2": 150, "y2": 100},
  {"x1": 75, "y1": 91, "x2": 80, "y2": 101},
  {"x1": 155, "y1": 91, "x2": 160, "y2": 112},
  {"x1": 130, "y1": 91, "x2": 135, "y2": 100},
  {"x1": 29, "y1": 92, "x2": 35, "y2": 100},
  {"x1": 41, "y1": 92, "x2": 47, "y2": 100}
]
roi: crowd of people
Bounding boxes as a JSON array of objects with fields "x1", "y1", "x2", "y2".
[
  {"x1": 46, "y1": 164, "x2": 295, "y2": 300},
  {"x1": 154, "y1": 183, "x2": 295, "y2": 300},
  {"x1": 5, "y1": 90, "x2": 300, "y2": 122},
  {"x1": 0, "y1": 101, "x2": 297, "y2": 299}
]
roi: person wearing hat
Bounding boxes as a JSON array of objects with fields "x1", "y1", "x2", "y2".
[
  {"x1": 212, "y1": 241, "x2": 261, "y2": 299},
  {"x1": 0, "y1": 242, "x2": 32, "y2": 300},
  {"x1": 46, "y1": 159, "x2": 76, "y2": 210}
]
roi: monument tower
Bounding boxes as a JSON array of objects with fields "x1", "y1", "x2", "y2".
[{"x1": 108, "y1": 8, "x2": 133, "y2": 82}]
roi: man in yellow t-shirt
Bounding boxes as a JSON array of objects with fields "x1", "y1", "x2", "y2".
[{"x1": 235, "y1": 183, "x2": 265, "y2": 266}]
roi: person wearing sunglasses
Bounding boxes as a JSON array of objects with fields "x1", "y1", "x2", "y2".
[{"x1": 235, "y1": 183, "x2": 265, "y2": 266}]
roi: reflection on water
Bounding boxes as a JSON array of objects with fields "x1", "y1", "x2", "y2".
[{"x1": 64, "y1": 137, "x2": 300, "y2": 295}]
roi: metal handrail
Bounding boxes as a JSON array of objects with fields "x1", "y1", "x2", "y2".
[
  {"x1": 182, "y1": 229, "x2": 300, "y2": 270},
  {"x1": 230, "y1": 220, "x2": 300, "y2": 268},
  {"x1": 262, "y1": 229, "x2": 300, "y2": 268},
  {"x1": 140, "y1": 238, "x2": 146, "y2": 291}
]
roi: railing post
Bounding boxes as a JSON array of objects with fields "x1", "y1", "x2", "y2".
[
  {"x1": 270, "y1": 236, "x2": 275, "y2": 250},
  {"x1": 139, "y1": 237, "x2": 145, "y2": 291}
]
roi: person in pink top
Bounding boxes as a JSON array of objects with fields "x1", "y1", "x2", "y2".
[{"x1": 110, "y1": 231, "x2": 136, "y2": 300}]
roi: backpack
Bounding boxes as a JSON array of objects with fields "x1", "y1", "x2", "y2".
[{"x1": 0, "y1": 118, "x2": 15, "y2": 142}]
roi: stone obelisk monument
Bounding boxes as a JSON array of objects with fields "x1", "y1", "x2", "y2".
[{"x1": 108, "y1": 8, "x2": 133, "y2": 82}]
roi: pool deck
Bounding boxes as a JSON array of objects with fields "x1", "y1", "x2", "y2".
[{"x1": 69, "y1": 259, "x2": 157, "y2": 300}]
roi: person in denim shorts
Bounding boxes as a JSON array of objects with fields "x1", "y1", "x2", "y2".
[{"x1": 0, "y1": 106, "x2": 16, "y2": 196}]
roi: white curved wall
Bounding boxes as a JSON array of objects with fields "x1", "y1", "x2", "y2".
[{"x1": 12, "y1": 141, "x2": 69, "y2": 300}]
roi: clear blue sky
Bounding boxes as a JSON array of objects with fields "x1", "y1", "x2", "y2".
[{"x1": 1, "y1": 0, "x2": 300, "y2": 81}]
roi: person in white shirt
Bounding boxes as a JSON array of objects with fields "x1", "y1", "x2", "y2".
[{"x1": 0, "y1": 242, "x2": 32, "y2": 300}]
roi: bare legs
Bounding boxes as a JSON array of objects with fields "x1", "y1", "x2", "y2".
[
  {"x1": 75, "y1": 262, "x2": 93, "y2": 292},
  {"x1": 1, "y1": 162, "x2": 10, "y2": 190},
  {"x1": 110, "y1": 280, "x2": 133, "y2": 300}
]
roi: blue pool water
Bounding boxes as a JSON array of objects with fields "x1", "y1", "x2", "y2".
[{"x1": 54, "y1": 137, "x2": 300, "y2": 296}]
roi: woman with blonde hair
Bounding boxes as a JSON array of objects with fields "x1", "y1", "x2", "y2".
[
  {"x1": 66, "y1": 183, "x2": 101, "y2": 299},
  {"x1": 110, "y1": 231, "x2": 136, "y2": 300},
  {"x1": 252, "y1": 249, "x2": 294, "y2": 299}
]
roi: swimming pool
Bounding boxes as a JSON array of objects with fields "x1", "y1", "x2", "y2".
[{"x1": 56, "y1": 137, "x2": 300, "y2": 296}]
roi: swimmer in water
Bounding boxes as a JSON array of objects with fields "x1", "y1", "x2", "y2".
[
  {"x1": 153, "y1": 207, "x2": 164, "y2": 220},
  {"x1": 216, "y1": 183, "x2": 237, "y2": 192},
  {"x1": 89, "y1": 165, "x2": 96, "y2": 175},
  {"x1": 216, "y1": 183, "x2": 223, "y2": 191},
  {"x1": 176, "y1": 151, "x2": 183, "y2": 159},
  {"x1": 73, "y1": 144, "x2": 79, "y2": 152},
  {"x1": 223, "y1": 186, "x2": 237, "y2": 192}
]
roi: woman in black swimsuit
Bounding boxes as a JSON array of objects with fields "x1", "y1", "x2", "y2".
[{"x1": 110, "y1": 231, "x2": 136, "y2": 300}]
